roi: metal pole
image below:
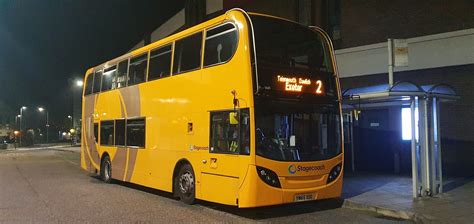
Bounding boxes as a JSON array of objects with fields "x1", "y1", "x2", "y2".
[
  {"x1": 19, "y1": 108, "x2": 23, "y2": 145},
  {"x1": 410, "y1": 97, "x2": 418, "y2": 198},
  {"x1": 72, "y1": 85, "x2": 75, "y2": 129},
  {"x1": 420, "y1": 97, "x2": 431, "y2": 196},
  {"x1": 388, "y1": 39, "x2": 394, "y2": 87},
  {"x1": 46, "y1": 111, "x2": 49, "y2": 143},
  {"x1": 436, "y1": 98, "x2": 443, "y2": 193},
  {"x1": 350, "y1": 112, "x2": 355, "y2": 172}
]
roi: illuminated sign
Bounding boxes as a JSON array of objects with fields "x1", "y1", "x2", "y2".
[{"x1": 276, "y1": 75, "x2": 324, "y2": 94}]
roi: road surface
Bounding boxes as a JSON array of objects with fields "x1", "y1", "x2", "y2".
[{"x1": 0, "y1": 147, "x2": 408, "y2": 223}]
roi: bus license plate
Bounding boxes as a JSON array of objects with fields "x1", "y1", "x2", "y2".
[{"x1": 294, "y1": 194, "x2": 313, "y2": 202}]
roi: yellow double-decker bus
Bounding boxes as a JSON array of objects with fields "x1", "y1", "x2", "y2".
[{"x1": 81, "y1": 9, "x2": 343, "y2": 208}]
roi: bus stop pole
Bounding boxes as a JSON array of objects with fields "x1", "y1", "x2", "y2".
[
  {"x1": 350, "y1": 112, "x2": 355, "y2": 172},
  {"x1": 436, "y1": 98, "x2": 443, "y2": 194},
  {"x1": 410, "y1": 97, "x2": 418, "y2": 198},
  {"x1": 388, "y1": 39, "x2": 394, "y2": 87}
]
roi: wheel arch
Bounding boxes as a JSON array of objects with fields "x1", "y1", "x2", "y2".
[
  {"x1": 100, "y1": 151, "x2": 110, "y2": 169},
  {"x1": 172, "y1": 158, "x2": 194, "y2": 194}
]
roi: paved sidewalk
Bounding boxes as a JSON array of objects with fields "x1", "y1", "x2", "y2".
[{"x1": 343, "y1": 174, "x2": 474, "y2": 223}]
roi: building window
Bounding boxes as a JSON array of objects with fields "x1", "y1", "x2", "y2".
[
  {"x1": 100, "y1": 121, "x2": 114, "y2": 146},
  {"x1": 126, "y1": 118, "x2": 145, "y2": 148},
  {"x1": 173, "y1": 32, "x2": 203, "y2": 74},
  {"x1": 92, "y1": 70, "x2": 102, "y2": 94},
  {"x1": 128, "y1": 54, "x2": 148, "y2": 86},
  {"x1": 401, "y1": 107, "x2": 419, "y2": 141},
  {"x1": 115, "y1": 119, "x2": 126, "y2": 146},
  {"x1": 84, "y1": 73, "x2": 94, "y2": 95},
  {"x1": 93, "y1": 123, "x2": 99, "y2": 143},
  {"x1": 148, "y1": 45, "x2": 172, "y2": 81},
  {"x1": 102, "y1": 66, "x2": 116, "y2": 92},
  {"x1": 204, "y1": 23, "x2": 238, "y2": 67},
  {"x1": 116, "y1": 60, "x2": 128, "y2": 88}
]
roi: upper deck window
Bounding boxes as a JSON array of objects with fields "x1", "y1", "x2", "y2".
[
  {"x1": 204, "y1": 23, "x2": 238, "y2": 67},
  {"x1": 84, "y1": 73, "x2": 94, "y2": 95},
  {"x1": 92, "y1": 70, "x2": 102, "y2": 94},
  {"x1": 250, "y1": 15, "x2": 336, "y2": 97},
  {"x1": 251, "y1": 16, "x2": 333, "y2": 72},
  {"x1": 173, "y1": 32, "x2": 203, "y2": 75},
  {"x1": 148, "y1": 45, "x2": 172, "y2": 81},
  {"x1": 102, "y1": 65, "x2": 116, "y2": 91},
  {"x1": 128, "y1": 54, "x2": 148, "y2": 86},
  {"x1": 116, "y1": 60, "x2": 128, "y2": 88}
]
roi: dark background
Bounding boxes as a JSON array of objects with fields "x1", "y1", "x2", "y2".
[{"x1": 0, "y1": 0, "x2": 184, "y2": 129}]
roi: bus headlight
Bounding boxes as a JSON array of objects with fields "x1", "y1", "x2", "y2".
[
  {"x1": 327, "y1": 163, "x2": 342, "y2": 184},
  {"x1": 256, "y1": 166, "x2": 281, "y2": 188}
]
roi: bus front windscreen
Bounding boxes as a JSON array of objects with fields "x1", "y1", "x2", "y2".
[
  {"x1": 251, "y1": 15, "x2": 336, "y2": 97},
  {"x1": 255, "y1": 101, "x2": 341, "y2": 162}
]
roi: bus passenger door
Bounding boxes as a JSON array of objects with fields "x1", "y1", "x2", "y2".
[{"x1": 200, "y1": 109, "x2": 250, "y2": 206}]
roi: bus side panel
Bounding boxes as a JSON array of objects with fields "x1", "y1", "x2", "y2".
[
  {"x1": 138, "y1": 69, "x2": 204, "y2": 194},
  {"x1": 81, "y1": 94, "x2": 101, "y2": 173}
]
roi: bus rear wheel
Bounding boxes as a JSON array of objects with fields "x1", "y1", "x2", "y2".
[
  {"x1": 100, "y1": 155, "x2": 112, "y2": 184},
  {"x1": 175, "y1": 164, "x2": 195, "y2": 204}
]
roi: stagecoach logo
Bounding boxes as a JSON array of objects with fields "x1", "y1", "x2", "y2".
[
  {"x1": 288, "y1": 165, "x2": 297, "y2": 174},
  {"x1": 288, "y1": 164, "x2": 325, "y2": 174}
]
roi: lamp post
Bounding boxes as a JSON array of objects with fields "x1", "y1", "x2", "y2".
[
  {"x1": 67, "y1": 115, "x2": 73, "y2": 129},
  {"x1": 15, "y1": 115, "x2": 21, "y2": 130},
  {"x1": 38, "y1": 107, "x2": 49, "y2": 143},
  {"x1": 73, "y1": 79, "x2": 83, "y2": 129},
  {"x1": 19, "y1": 106, "x2": 27, "y2": 145}
]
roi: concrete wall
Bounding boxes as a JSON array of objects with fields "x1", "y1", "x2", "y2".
[{"x1": 336, "y1": 29, "x2": 474, "y2": 78}]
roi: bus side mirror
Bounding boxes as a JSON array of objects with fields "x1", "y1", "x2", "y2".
[{"x1": 229, "y1": 112, "x2": 239, "y2": 125}]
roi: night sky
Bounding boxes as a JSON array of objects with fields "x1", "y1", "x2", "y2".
[{"x1": 0, "y1": 0, "x2": 184, "y2": 128}]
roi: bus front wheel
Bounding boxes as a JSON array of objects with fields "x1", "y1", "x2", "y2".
[
  {"x1": 100, "y1": 155, "x2": 112, "y2": 184},
  {"x1": 175, "y1": 164, "x2": 196, "y2": 204}
]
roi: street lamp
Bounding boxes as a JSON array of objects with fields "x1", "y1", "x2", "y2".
[
  {"x1": 38, "y1": 107, "x2": 49, "y2": 143},
  {"x1": 76, "y1": 80, "x2": 84, "y2": 87},
  {"x1": 19, "y1": 106, "x2": 27, "y2": 145},
  {"x1": 67, "y1": 115, "x2": 73, "y2": 128}
]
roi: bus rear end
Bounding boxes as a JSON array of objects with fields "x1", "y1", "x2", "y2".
[{"x1": 239, "y1": 14, "x2": 343, "y2": 207}]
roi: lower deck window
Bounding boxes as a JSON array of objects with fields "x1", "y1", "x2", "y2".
[
  {"x1": 126, "y1": 118, "x2": 146, "y2": 147},
  {"x1": 210, "y1": 109, "x2": 250, "y2": 155},
  {"x1": 100, "y1": 121, "x2": 114, "y2": 146},
  {"x1": 115, "y1": 120, "x2": 126, "y2": 146}
]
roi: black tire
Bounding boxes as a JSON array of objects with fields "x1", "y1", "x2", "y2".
[
  {"x1": 175, "y1": 164, "x2": 196, "y2": 204},
  {"x1": 100, "y1": 155, "x2": 113, "y2": 184}
]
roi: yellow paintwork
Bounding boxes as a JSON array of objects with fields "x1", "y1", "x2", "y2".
[{"x1": 81, "y1": 9, "x2": 344, "y2": 208}]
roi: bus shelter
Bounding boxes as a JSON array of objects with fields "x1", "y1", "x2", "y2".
[{"x1": 342, "y1": 81, "x2": 459, "y2": 198}]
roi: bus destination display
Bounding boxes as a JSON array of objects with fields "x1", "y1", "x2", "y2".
[{"x1": 275, "y1": 75, "x2": 324, "y2": 94}]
